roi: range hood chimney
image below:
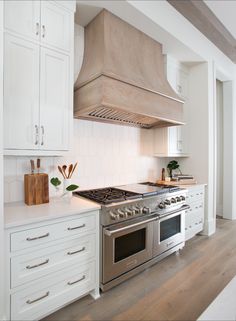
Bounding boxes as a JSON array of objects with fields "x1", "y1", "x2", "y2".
[{"x1": 74, "y1": 9, "x2": 184, "y2": 129}]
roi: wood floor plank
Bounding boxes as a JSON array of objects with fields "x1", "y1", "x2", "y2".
[{"x1": 43, "y1": 218, "x2": 236, "y2": 321}]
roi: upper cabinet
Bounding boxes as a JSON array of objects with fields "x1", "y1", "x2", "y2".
[
  {"x1": 4, "y1": 0, "x2": 72, "y2": 52},
  {"x1": 153, "y1": 56, "x2": 189, "y2": 157},
  {"x1": 4, "y1": 1, "x2": 41, "y2": 42},
  {"x1": 3, "y1": 1, "x2": 75, "y2": 155}
]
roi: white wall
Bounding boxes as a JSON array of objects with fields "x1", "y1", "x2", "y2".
[
  {"x1": 4, "y1": 120, "x2": 160, "y2": 202},
  {"x1": 216, "y1": 80, "x2": 223, "y2": 216},
  {"x1": 0, "y1": 1, "x2": 5, "y2": 319}
]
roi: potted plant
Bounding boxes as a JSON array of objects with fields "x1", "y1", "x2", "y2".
[{"x1": 167, "y1": 160, "x2": 180, "y2": 179}]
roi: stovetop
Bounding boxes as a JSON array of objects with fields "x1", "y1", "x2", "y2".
[
  {"x1": 74, "y1": 182, "x2": 181, "y2": 206},
  {"x1": 74, "y1": 187, "x2": 142, "y2": 205}
]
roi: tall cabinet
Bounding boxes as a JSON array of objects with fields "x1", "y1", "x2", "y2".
[
  {"x1": 3, "y1": 1, "x2": 75, "y2": 155},
  {"x1": 153, "y1": 56, "x2": 189, "y2": 157}
]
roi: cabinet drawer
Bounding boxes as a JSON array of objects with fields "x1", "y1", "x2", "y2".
[
  {"x1": 11, "y1": 260, "x2": 96, "y2": 321},
  {"x1": 186, "y1": 188, "x2": 204, "y2": 203},
  {"x1": 11, "y1": 233, "x2": 96, "y2": 288},
  {"x1": 11, "y1": 214, "x2": 96, "y2": 252}
]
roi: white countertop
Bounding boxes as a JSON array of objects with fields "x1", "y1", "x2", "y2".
[
  {"x1": 198, "y1": 275, "x2": 236, "y2": 320},
  {"x1": 4, "y1": 196, "x2": 101, "y2": 229}
]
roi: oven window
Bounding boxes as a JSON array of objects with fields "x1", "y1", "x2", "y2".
[
  {"x1": 160, "y1": 215, "x2": 180, "y2": 242},
  {"x1": 114, "y1": 228, "x2": 146, "y2": 263}
]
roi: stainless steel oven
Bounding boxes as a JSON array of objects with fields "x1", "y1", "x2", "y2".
[
  {"x1": 102, "y1": 214, "x2": 157, "y2": 284},
  {"x1": 153, "y1": 207, "x2": 186, "y2": 257}
]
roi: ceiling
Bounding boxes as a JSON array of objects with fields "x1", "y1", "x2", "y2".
[
  {"x1": 168, "y1": 0, "x2": 236, "y2": 63},
  {"x1": 205, "y1": 0, "x2": 236, "y2": 39}
]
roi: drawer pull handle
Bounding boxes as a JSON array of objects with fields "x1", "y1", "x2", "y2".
[
  {"x1": 26, "y1": 233, "x2": 49, "y2": 241},
  {"x1": 67, "y1": 224, "x2": 85, "y2": 231},
  {"x1": 26, "y1": 291, "x2": 49, "y2": 304},
  {"x1": 26, "y1": 259, "x2": 49, "y2": 270},
  {"x1": 67, "y1": 275, "x2": 85, "y2": 285},
  {"x1": 67, "y1": 247, "x2": 85, "y2": 255}
]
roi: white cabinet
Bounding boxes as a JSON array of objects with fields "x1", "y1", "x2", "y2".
[
  {"x1": 41, "y1": 1, "x2": 72, "y2": 52},
  {"x1": 4, "y1": 1, "x2": 40, "y2": 41},
  {"x1": 40, "y1": 48, "x2": 69, "y2": 150},
  {"x1": 4, "y1": 35, "x2": 40, "y2": 150},
  {"x1": 5, "y1": 211, "x2": 100, "y2": 321},
  {"x1": 4, "y1": 1, "x2": 72, "y2": 52},
  {"x1": 153, "y1": 56, "x2": 189, "y2": 157},
  {"x1": 3, "y1": 1, "x2": 75, "y2": 155},
  {"x1": 185, "y1": 185, "x2": 205, "y2": 241}
]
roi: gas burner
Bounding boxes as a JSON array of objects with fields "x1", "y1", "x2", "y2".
[{"x1": 74, "y1": 187, "x2": 142, "y2": 205}]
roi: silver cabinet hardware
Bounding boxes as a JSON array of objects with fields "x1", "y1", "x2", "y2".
[
  {"x1": 26, "y1": 232, "x2": 49, "y2": 241},
  {"x1": 67, "y1": 224, "x2": 85, "y2": 231},
  {"x1": 26, "y1": 291, "x2": 49, "y2": 304},
  {"x1": 67, "y1": 247, "x2": 85, "y2": 255},
  {"x1": 67, "y1": 275, "x2": 85, "y2": 286},
  {"x1": 42, "y1": 25, "x2": 46, "y2": 38},
  {"x1": 35, "y1": 125, "x2": 39, "y2": 145},
  {"x1": 26, "y1": 259, "x2": 49, "y2": 270},
  {"x1": 41, "y1": 125, "x2": 44, "y2": 146},
  {"x1": 35, "y1": 22, "x2": 40, "y2": 36}
]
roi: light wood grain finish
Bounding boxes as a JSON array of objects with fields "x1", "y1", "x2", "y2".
[
  {"x1": 74, "y1": 10, "x2": 184, "y2": 128},
  {"x1": 24, "y1": 173, "x2": 49, "y2": 206},
  {"x1": 42, "y1": 218, "x2": 236, "y2": 321},
  {"x1": 168, "y1": 0, "x2": 236, "y2": 64}
]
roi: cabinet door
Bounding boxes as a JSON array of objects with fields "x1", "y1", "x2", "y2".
[
  {"x1": 41, "y1": 1, "x2": 72, "y2": 52},
  {"x1": 4, "y1": 35, "x2": 40, "y2": 150},
  {"x1": 40, "y1": 48, "x2": 69, "y2": 151},
  {"x1": 4, "y1": 1, "x2": 40, "y2": 41}
]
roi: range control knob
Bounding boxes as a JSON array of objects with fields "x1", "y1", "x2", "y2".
[
  {"x1": 117, "y1": 209, "x2": 126, "y2": 218},
  {"x1": 133, "y1": 206, "x2": 141, "y2": 214},
  {"x1": 126, "y1": 208, "x2": 134, "y2": 216},
  {"x1": 180, "y1": 195, "x2": 186, "y2": 201},
  {"x1": 109, "y1": 211, "x2": 118, "y2": 220},
  {"x1": 158, "y1": 202, "x2": 165, "y2": 209},
  {"x1": 171, "y1": 198, "x2": 177, "y2": 203},
  {"x1": 164, "y1": 199, "x2": 171, "y2": 206},
  {"x1": 142, "y1": 207, "x2": 151, "y2": 214},
  {"x1": 176, "y1": 196, "x2": 181, "y2": 202}
]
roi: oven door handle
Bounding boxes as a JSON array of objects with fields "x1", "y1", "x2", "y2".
[{"x1": 104, "y1": 216, "x2": 158, "y2": 237}]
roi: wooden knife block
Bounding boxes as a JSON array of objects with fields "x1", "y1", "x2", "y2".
[{"x1": 24, "y1": 173, "x2": 49, "y2": 206}]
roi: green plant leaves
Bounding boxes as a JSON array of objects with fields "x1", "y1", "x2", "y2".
[
  {"x1": 50, "y1": 177, "x2": 61, "y2": 187},
  {"x1": 66, "y1": 184, "x2": 79, "y2": 191}
]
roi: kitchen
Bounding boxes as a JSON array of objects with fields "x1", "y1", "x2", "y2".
[{"x1": 1, "y1": 1, "x2": 236, "y2": 320}]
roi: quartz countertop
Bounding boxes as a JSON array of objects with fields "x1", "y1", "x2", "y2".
[{"x1": 4, "y1": 196, "x2": 101, "y2": 229}]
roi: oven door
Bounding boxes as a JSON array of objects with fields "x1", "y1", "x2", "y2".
[
  {"x1": 102, "y1": 215, "x2": 156, "y2": 284},
  {"x1": 153, "y1": 207, "x2": 187, "y2": 257}
]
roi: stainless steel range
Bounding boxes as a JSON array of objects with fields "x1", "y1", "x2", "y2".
[{"x1": 74, "y1": 182, "x2": 189, "y2": 291}]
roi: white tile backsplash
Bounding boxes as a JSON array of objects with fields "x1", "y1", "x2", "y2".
[{"x1": 4, "y1": 120, "x2": 163, "y2": 203}]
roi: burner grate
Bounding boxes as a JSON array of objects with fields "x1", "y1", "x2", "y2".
[{"x1": 74, "y1": 187, "x2": 141, "y2": 205}]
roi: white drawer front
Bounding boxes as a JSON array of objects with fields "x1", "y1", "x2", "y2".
[
  {"x1": 11, "y1": 214, "x2": 96, "y2": 252},
  {"x1": 186, "y1": 187, "x2": 204, "y2": 204},
  {"x1": 11, "y1": 260, "x2": 96, "y2": 321},
  {"x1": 11, "y1": 233, "x2": 96, "y2": 288},
  {"x1": 185, "y1": 202, "x2": 204, "y2": 241}
]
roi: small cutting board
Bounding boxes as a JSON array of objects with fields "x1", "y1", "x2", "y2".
[{"x1": 24, "y1": 173, "x2": 49, "y2": 206}]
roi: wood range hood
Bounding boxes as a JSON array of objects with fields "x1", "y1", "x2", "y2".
[{"x1": 74, "y1": 9, "x2": 184, "y2": 129}]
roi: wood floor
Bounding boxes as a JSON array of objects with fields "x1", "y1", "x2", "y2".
[{"x1": 43, "y1": 218, "x2": 236, "y2": 321}]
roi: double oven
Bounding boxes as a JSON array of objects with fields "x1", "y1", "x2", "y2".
[{"x1": 102, "y1": 206, "x2": 186, "y2": 289}]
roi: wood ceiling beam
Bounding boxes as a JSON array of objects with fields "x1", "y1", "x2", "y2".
[{"x1": 167, "y1": 0, "x2": 236, "y2": 63}]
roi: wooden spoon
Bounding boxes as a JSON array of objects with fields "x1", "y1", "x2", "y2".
[
  {"x1": 58, "y1": 166, "x2": 66, "y2": 179},
  {"x1": 70, "y1": 162, "x2": 78, "y2": 178},
  {"x1": 68, "y1": 164, "x2": 73, "y2": 179},
  {"x1": 62, "y1": 165, "x2": 67, "y2": 179}
]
